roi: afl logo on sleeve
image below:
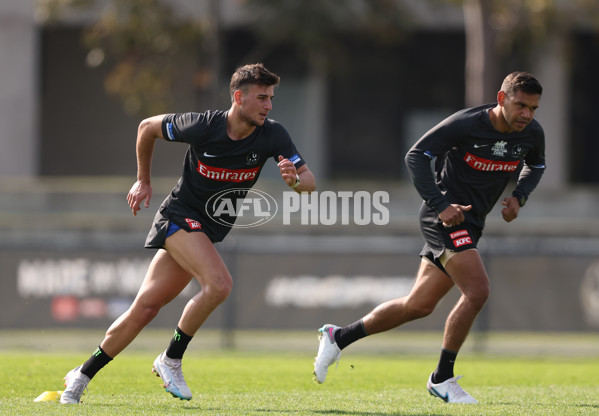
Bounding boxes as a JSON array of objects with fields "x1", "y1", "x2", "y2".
[{"x1": 289, "y1": 154, "x2": 301, "y2": 165}]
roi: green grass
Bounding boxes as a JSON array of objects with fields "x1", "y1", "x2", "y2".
[{"x1": 1, "y1": 330, "x2": 599, "y2": 415}]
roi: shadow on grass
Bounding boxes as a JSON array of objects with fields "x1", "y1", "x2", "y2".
[
  {"x1": 253, "y1": 409, "x2": 448, "y2": 416},
  {"x1": 92, "y1": 401, "x2": 451, "y2": 416},
  {"x1": 75, "y1": 404, "x2": 442, "y2": 416}
]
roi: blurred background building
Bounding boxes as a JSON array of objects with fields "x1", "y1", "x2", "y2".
[{"x1": 1, "y1": 0, "x2": 599, "y2": 336}]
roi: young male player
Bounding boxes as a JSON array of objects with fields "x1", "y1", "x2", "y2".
[
  {"x1": 313, "y1": 72, "x2": 545, "y2": 404},
  {"x1": 60, "y1": 63, "x2": 316, "y2": 404}
]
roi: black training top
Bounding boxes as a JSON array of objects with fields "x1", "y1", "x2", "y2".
[
  {"x1": 158, "y1": 110, "x2": 305, "y2": 238},
  {"x1": 405, "y1": 103, "x2": 545, "y2": 229}
]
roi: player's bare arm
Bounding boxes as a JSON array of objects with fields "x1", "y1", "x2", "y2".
[
  {"x1": 127, "y1": 115, "x2": 166, "y2": 216},
  {"x1": 501, "y1": 196, "x2": 520, "y2": 222},
  {"x1": 277, "y1": 155, "x2": 316, "y2": 193},
  {"x1": 438, "y1": 204, "x2": 472, "y2": 227}
]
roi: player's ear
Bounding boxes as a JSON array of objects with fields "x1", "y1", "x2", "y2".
[
  {"x1": 234, "y1": 89, "x2": 243, "y2": 105},
  {"x1": 497, "y1": 90, "x2": 506, "y2": 106}
]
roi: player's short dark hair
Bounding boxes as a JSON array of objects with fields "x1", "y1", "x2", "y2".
[
  {"x1": 229, "y1": 63, "x2": 280, "y2": 101},
  {"x1": 501, "y1": 72, "x2": 543, "y2": 97}
]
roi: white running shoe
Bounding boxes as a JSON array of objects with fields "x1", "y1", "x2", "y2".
[
  {"x1": 313, "y1": 324, "x2": 341, "y2": 384},
  {"x1": 59, "y1": 366, "x2": 90, "y2": 404},
  {"x1": 152, "y1": 352, "x2": 192, "y2": 400},
  {"x1": 427, "y1": 373, "x2": 478, "y2": 404}
]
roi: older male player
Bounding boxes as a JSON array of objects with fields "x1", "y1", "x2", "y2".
[{"x1": 314, "y1": 72, "x2": 544, "y2": 404}]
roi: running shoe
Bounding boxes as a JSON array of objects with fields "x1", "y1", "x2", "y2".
[
  {"x1": 59, "y1": 366, "x2": 90, "y2": 404},
  {"x1": 152, "y1": 352, "x2": 192, "y2": 400},
  {"x1": 313, "y1": 324, "x2": 341, "y2": 383},
  {"x1": 426, "y1": 373, "x2": 478, "y2": 404}
]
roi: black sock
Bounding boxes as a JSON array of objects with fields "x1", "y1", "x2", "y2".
[
  {"x1": 80, "y1": 346, "x2": 113, "y2": 379},
  {"x1": 165, "y1": 326, "x2": 193, "y2": 359},
  {"x1": 333, "y1": 319, "x2": 369, "y2": 350},
  {"x1": 432, "y1": 348, "x2": 458, "y2": 384}
]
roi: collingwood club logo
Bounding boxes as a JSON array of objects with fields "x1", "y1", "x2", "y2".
[
  {"x1": 206, "y1": 188, "x2": 278, "y2": 228},
  {"x1": 246, "y1": 152, "x2": 260, "y2": 165}
]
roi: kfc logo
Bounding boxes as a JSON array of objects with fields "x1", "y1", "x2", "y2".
[
  {"x1": 185, "y1": 218, "x2": 202, "y2": 229},
  {"x1": 450, "y1": 229, "x2": 472, "y2": 248},
  {"x1": 453, "y1": 236, "x2": 473, "y2": 248}
]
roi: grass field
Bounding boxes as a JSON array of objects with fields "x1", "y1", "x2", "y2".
[{"x1": 1, "y1": 329, "x2": 598, "y2": 415}]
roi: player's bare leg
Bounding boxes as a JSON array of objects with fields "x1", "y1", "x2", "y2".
[
  {"x1": 441, "y1": 249, "x2": 489, "y2": 353},
  {"x1": 427, "y1": 249, "x2": 488, "y2": 404},
  {"x1": 163, "y1": 230, "x2": 233, "y2": 336},
  {"x1": 61, "y1": 249, "x2": 193, "y2": 404},
  {"x1": 362, "y1": 259, "x2": 454, "y2": 334},
  {"x1": 101, "y1": 249, "x2": 194, "y2": 357},
  {"x1": 148, "y1": 230, "x2": 233, "y2": 400},
  {"x1": 314, "y1": 260, "x2": 453, "y2": 383}
]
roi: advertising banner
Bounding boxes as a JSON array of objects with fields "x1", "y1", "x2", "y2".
[{"x1": 2, "y1": 237, "x2": 598, "y2": 332}]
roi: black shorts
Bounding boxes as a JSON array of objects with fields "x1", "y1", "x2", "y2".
[
  {"x1": 418, "y1": 202, "x2": 481, "y2": 271},
  {"x1": 144, "y1": 204, "x2": 224, "y2": 249}
]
